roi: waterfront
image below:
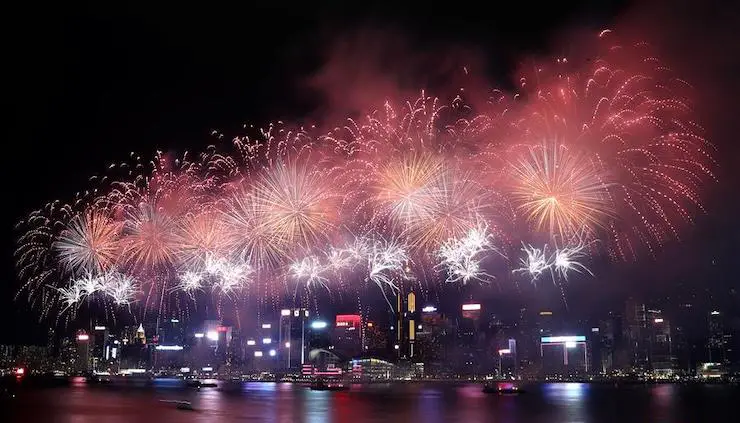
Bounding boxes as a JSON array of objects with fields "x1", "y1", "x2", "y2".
[{"x1": 5, "y1": 381, "x2": 738, "y2": 422}]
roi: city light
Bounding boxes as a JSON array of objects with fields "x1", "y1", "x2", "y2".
[
  {"x1": 422, "y1": 306, "x2": 437, "y2": 313},
  {"x1": 711, "y1": 311, "x2": 720, "y2": 315},
  {"x1": 310, "y1": 321, "x2": 328, "y2": 329},
  {"x1": 285, "y1": 342, "x2": 291, "y2": 348},
  {"x1": 654, "y1": 318, "x2": 664, "y2": 323},
  {"x1": 262, "y1": 338, "x2": 272, "y2": 344},
  {"x1": 565, "y1": 341, "x2": 577, "y2": 348},
  {"x1": 461, "y1": 303, "x2": 481, "y2": 311},
  {"x1": 201, "y1": 367, "x2": 213, "y2": 372},
  {"x1": 541, "y1": 335, "x2": 586, "y2": 344},
  {"x1": 180, "y1": 367, "x2": 190, "y2": 373},
  {"x1": 539, "y1": 311, "x2": 553, "y2": 316},
  {"x1": 261, "y1": 323, "x2": 272, "y2": 329},
  {"x1": 367, "y1": 322, "x2": 374, "y2": 327},
  {"x1": 206, "y1": 331, "x2": 219, "y2": 341},
  {"x1": 281, "y1": 309, "x2": 291, "y2": 316},
  {"x1": 591, "y1": 327, "x2": 600, "y2": 333},
  {"x1": 170, "y1": 319, "x2": 179, "y2": 323},
  {"x1": 94, "y1": 325, "x2": 106, "y2": 330},
  {"x1": 337, "y1": 321, "x2": 349, "y2": 327},
  {"x1": 394, "y1": 344, "x2": 399, "y2": 350},
  {"x1": 269, "y1": 349, "x2": 276, "y2": 357},
  {"x1": 77, "y1": 334, "x2": 89, "y2": 341},
  {"x1": 498, "y1": 349, "x2": 511, "y2": 355},
  {"x1": 247, "y1": 339, "x2": 256, "y2": 346},
  {"x1": 254, "y1": 351, "x2": 263, "y2": 357},
  {"x1": 15, "y1": 368, "x2": 25, "y2": 375},
  {"x1": 194, "y1": 333, "x2": 205, "y2": 338},
  {"x1": 155, "y1": 345, "x2": 184, "y2": 351}
]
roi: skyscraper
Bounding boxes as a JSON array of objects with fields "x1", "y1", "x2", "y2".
[
  {"x1": 707, "y1": 310, "x2": 728, "y2": 363},
  {"x1": 332, "y1": 314, "x2": 362, "y2": 359}
]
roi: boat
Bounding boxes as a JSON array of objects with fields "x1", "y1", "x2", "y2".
[
  {"x1": 310, "y1": 380, "x2": 349, "y2": 391},
  {"x1": 160, "y1": 400, "x2": 196, "y2": 411},
  {"x1": 186, "y1": 380, "x2": 218, "y2": 388},
  {"x1": 483, "y1": 384, "x2": 525, "y2": 394}
]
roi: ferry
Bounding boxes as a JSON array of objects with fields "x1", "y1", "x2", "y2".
[
  {"x1": 483, "y1": 383, "x2": 525, "y2": 395},
  {"x1": 310, "y1": 379, "x2": 349, "y2": 391}
]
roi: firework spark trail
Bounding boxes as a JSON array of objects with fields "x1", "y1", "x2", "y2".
[
  {"x1": 290, "y1": 256, "x2": 330, "y2": 293},
  {"x1": 513, "y1": 243, "x2": 551, "y2": 282},
  {"x1": 437, "y1": 223, "x2": 501, "y2": 284},
  {"x1": 12, "y1": 32, "x2": 717, "y2": 324},
  {"x1": 54, "y1": 211, "x2": 121, "y2": 275}
]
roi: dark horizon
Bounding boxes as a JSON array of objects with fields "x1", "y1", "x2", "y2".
[{"x1": 4, "y1": 0, "x2": 740, "y2": 344}]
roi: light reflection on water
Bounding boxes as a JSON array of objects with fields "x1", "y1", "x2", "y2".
[{"x1": 7, "y1": 381, "x2": 738, "y2": 423}]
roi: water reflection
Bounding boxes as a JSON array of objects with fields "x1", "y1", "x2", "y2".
[
  {"x1": 543, "y1": 383, "x2": 587, "y2": 423},
  {"x1": 7, "y1": 381, "x2": 737, "y2": 423}
]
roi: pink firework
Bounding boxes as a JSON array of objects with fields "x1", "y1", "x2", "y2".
[{"x1": 511, "y1": 35, "x2": 716, "y2": 258}]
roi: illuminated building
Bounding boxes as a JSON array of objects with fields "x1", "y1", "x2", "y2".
[
  {"x1": 456, "y1": 303, "x2": 485, "y2": 376},
  {"x1": 707, "y1": 311, "x2": 729, "y2": 364},
  {"x1": 363, "y1": 321, "x2": 389, "y2": 358},
  {"x1": 135, "y1": 324, "x2": 146, "y2": 345},
  {"x1": 540, "y1": 335, "x2": 588, "y2": 376},
  {"x1": 75, "y1": 331, "x2": 91, "y2": 374},
  {"x1": 623, "y1": 299, "x2": 650, "y2": 371},
  {"x1": 277, "y1": 308, "x2": 310, "y2": 369},
  {"x1": 332, "y1": 314, "x2": 362, "y2": 359},
  {"x1": 349, "y1": 358, "x2": 395, "y2": 381},
  {"x1": 498, "y1": 339, "x2": 518, "y2": 378},
  {"x1": 415, "y1": 306, "x2": 449, "y2": 376},
  {"x1": 649, "y1": 312, "x2": 677, "y2": 376},
  {"x1": 91, "y1": 325, "x2": 109, "y2": 372},
  {"x1": 393, "y1": 291, "x2": 419, "y2": 360},
  {"x1": 159, "y1": 318, "x2": 185, "y2": 346}
]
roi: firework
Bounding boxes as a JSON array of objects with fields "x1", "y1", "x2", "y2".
[
  {"x1": 509, "y1": 143, "x2": 613, "y2": 241},
  {"x1": 290, "y1": 256, "x2": 330, "y2": 292},
  {"x1": 101, "y1": 272, "x2": 140, "y2": 306},
  {"x1": 514, "y1": 35, "x2": 716, "y2": 257},
  {"x1": 513, "y1": 243, "x2": 550, "y2": 281},
  {"x1": 13, "y1": 32, "x2": 716, "y2": 325},
  {"x1": 54, "y1": 210, "x2": 121, "y2": 275},
  {"x1": 437, "y1": 223, "x2": 500, "y2": 284}
]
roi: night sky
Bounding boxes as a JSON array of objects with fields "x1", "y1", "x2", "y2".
[{"x1": 4, "y1": 1, "x2": 739, "y2": 343}]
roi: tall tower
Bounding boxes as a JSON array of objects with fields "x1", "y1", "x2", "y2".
[{"x1": 135, "y1": 324, "x2": 146, "y2": 345}]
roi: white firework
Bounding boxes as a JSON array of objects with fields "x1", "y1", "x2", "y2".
[
  {"x1": 212, "y1": 261, "x2": 253, "y2": 297},
  {"x1": 176, "y1": 271, "x2": 205, "y2": 294},
  {"x1": 437, "y1": 224, "x2": 500, "y2": 284},
  {"x1": 56, "y1": 283, "x2": 86, "y2": 311},
  {"x1": 552, "y1": 239, "x2": 594, "y2": 280},
  {"x1": 101, "y1": 272, "x2": 139, "y2": 306},
  {"x1": 290, "y1": 256, "x2": 330, "y2": 292},
  {"x1": 513, "y1": 243, "x2": 550, "y2": 281},
  {"x1": 75, "y1": 273, "x2": 104, "y2": 296},
  {"x1": 367, "y1": 238, "x2": 409, "y2": 292}
]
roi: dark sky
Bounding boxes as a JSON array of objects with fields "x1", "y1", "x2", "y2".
[{"x1": 4, "y1": 1, "x2": 739, "y2": 343}]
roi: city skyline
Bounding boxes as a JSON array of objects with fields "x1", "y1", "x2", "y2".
[{"x1": 3, "y1": 1, "x2": 739, "y2": 348}]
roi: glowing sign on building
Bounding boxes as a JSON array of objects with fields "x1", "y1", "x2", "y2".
[
  {"x1": 311, "y1": 321, "x2": 328, "y2": 329},
  {"x1": 462, "y1": 303, "x2": 481, "y2": 311},
  {"x1": 422, "y1": 306, "x2": 437, "y2": 313},
  {"x1": 541, "y1": 335, "x2": 586, "y2": 344},
  {"x1": 155, "y1": 345, "x2": 184, "y2": 351},
  {"x1": 336, "y1": 314, "x2": 361, "y2": 328},
  {"x1": 77, "y1": 334, "x2": 89, "y2": 341}
]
